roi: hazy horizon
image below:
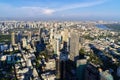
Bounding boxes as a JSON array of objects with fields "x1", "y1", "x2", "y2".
[{"x1": 0, "y1": 0, "x2": 120, "y2": 21}]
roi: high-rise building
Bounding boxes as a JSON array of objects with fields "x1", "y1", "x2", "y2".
[
  {"x1": 28, "y1": 31, "x2": 32, "y2": 42},
  {"x1": 100, "y1": 70, "x2": 113, "y2": 80},
  {"x1": 117, "y1": 66, "x2": 120, "y2": 78},
  {"x1": 39, "y1": 28, "x2": 43, "y2": 43},
  {"x1": 11, "y1": 32, "x2": 15, "y2": 45},
  {"x1": 54, "y1": 34, "x2": 62, "y2": 80},
  {"x1": 60, "y1": 60, "x2": 67, "y2": 80},
  {"x1": 54, "y1": 34, "x2": 61, "y2": 56},
  {"x1": 69, "y1": 31, "x2": 79, "y2": 61},
  {"x1": 56, "y1": 58, "x2": 61, "y2": 80},
  {"x1": 76, "y1": 59, "x2": 87, "y2": 80},
  {"x1": 22, "y1": 37, "x2": 27, "y2": 48},
  {"x1": 85, "y1": 63, "x2": 100, "y2": 80},
  {"x1": 50, "y1": 29, "x2": 54, "y2": 40},
  {"x1": 61, "y1": 29, "x2": 69, "y2": 43},
  {"x1": 50, "y1": 29, "x2": 54, "y2": 45},
  {"x1": 17, "y1": 31, "x2": 22, "y2": 42},
  {"x1": 0, "y1": 43, "x2": 4, "y2": 52}
]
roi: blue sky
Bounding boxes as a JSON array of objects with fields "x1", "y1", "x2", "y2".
[{"x1": 0, "y1": 0, "x2": 120, "y2": 20}]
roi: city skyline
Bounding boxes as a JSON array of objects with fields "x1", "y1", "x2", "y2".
[
  {"x1": 0, "y1": 0, "x2": 120, "y2": 21},
  {"x1": 0, "y1": 18, "x2": 120, "y2": 80}
]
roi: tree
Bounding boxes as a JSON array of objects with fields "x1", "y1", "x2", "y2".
[{"x1": 79, "y1": 48, "x2": 85, "y2": 59}]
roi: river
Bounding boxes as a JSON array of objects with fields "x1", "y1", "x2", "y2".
[{"x1": 96, "y1": 24, "x2": 110, "y2": 30}]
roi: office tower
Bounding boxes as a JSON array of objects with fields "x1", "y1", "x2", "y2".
[
  {"x1": 55, "y1": 39, "x2": 60, "y2": 56},
  {"x1": 50, "y1": 29, "x2": 54, "y2": 45},
  {"x1": 28, "y1": 31, "x2": 32, "y2": 42},
  {"x1": 85, "y1": 63, "x2": 100, "y2": 80},
  {"x1": 18, "y1": 43, "x2": 21, "y2": 50},
  {"x1": 67, "y1": 37, "x2": 70, "y2": 52},
  {"x1": 9, "y1": 44, "x2": 13, "y2": 52},
  {"x1": 17, "y1": 31, "x2": 22, "y2": 42},
  {"x1": 11, "y1": 32, "x2": 15, "y2": 45},
  {"x1": 61, "y1": 29, "x2": 69, "y2": 43},
  {"x1": 100, "y1": 70, "x2": 113, "y2": 80},
  {"x1": 0, "y1": 43, "x2": 4, "y2": 52},
  {"x1": 61, "y1": 61, "x2": 67, "y2": 80},
  {"x1": 50, "y1": 29, "x2": 54, "y2": 40},
  {"x1": 69, "y1": 31, "x2": 79, "y2": 61},
  {"x1": 117, "y1": 66, "x2": 120, "y2": 78},
  {"x1": 31, "y1": 40, "x2": 35, "y2": 48},
  {"x1": 76, "y1": 59, "x2": 87, "y2": 80},
  {"x1": 22, "y1": 37, "x2": 27, "y2": 48},
  {"x1": 56, "y1": 58, "x2": 61, "y2": 80},
  {"x1": 54, "y1": 34, "x2": 61, "y2": 56},
  {"x1": 39, "y1": 28, "x2": 43, "y2": 43},
  {"x1": 54, "y1": 34, "x2": 62, "y2": 80}
]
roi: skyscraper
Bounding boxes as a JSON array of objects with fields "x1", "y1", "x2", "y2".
[
  {"x1": 56, "y1": 58, "x2": 61, "y2": 80},
  {"x1": 11, "y1": 32, "x2": 15, "y2": 45},
  {"x1": 54, "y1": 34, "x2": 61, "y2": 56},
  {"x1": 85, "y1": 63, "x2": 100, "y2": 80},
  {"x1": 61, "y1": 29, "x2": 69, "y2": 43},
  {"x1": 22, "y1": 37, "x2": 27, "y2": 48},
  {"x1": 100, "y1": 70, "x2": 113, "y2": 80},
  {"x1": 69, "y1": 31, "x2": 79, "y2": 61},
  {"x1": 39, "y1": 28, "x2": 43, "y2": 43},
  {"x1": 76, "y1": 59, "x2": 87, "y2": 80},
  {"x1": 50, "y1": 29, "x2": 54, "y2": 40},
  {"x1": 28, "y1": 31, "x2": 32, "y2": 42},
  {"x1": 17, "y1": 31, "x2": 22, "y2": 42},
  {"x1": 50, "y1": 28, "x2": 54, "y2": 45},
  {"x1": 54, "y1": 34, "x2": 61, "y2": 80}
]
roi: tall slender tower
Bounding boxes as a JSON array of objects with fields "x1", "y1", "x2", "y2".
[
  {"x1": 17, "y1": 31, "x2": 22, "y2": 42},
  {"x1": 56, "y1": 58, "x2": 61, "y2": 80},
  {"x1": 28, "y1": 31, "x2": 32, "y2": 42},
  {"x1": 54, "y1": 34, "x2": 61, "y2": 80},
  {"x1": 50, "y1": 29, "x2": 54, "y2": 45},
  {"x1": 22, "y1": 37, "x2": 27, "y2": 48},
  {"x1": 39, "y1": 28, "x2": 42, "y2": 43},
  {"x1": 69, "y1": 31, "x2": 79, "y2": 61},
  {"x1": 54, "y1": 34, "x2": 61, "y2": 56},
  {"x1": 50, "y1": 29, "x2": 54, "y2": 40},
  {"x1": 11, "y1": 32, "x2": 15, "y2": 45}
]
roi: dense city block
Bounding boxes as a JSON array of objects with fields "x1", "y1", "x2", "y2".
[{"x1": 0, "y1": 21, "x2": 120, "y2": 80}]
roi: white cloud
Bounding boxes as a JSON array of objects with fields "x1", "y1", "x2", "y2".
[
  {"x1": 55, "y1": 0, "x2": 107, "y2": 12},
  {"x1": 42, "y1": 9, "x2": 55, "y2": 15},
  {"x1": 20, "y1": 7, "x2": 55, "y2": 15},
  {"x1": 41, "y1": 0, "x2": 107, "y2": 14},
  {"x1": 0, "y1": 0, "x2": 107, "y2": 17}
]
